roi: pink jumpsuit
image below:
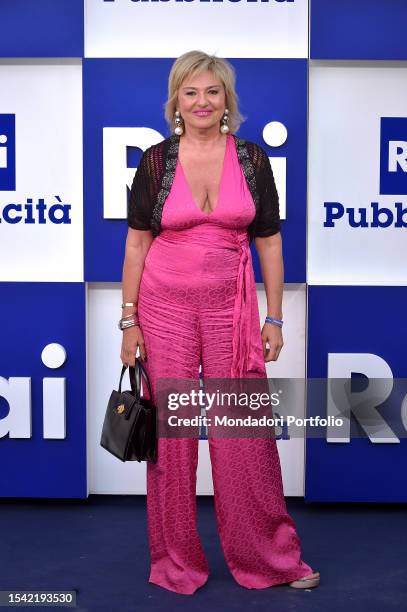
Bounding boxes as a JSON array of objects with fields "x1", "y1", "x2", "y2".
[{"x1": 137, "y1": 133, "x2": 314, "y2": 594}]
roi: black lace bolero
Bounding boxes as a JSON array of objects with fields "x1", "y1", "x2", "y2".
[{"x1": 127, "y1": 133, "x2": 281, "y2": 244}]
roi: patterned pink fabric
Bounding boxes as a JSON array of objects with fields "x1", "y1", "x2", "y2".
[{"x1": 137, "y1": 133, "x2": 314, "y2": 594}]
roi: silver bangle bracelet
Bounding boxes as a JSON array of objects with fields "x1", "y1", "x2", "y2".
[{"x1": 118, "y1": 318, "x2": 140, "y2": 331}]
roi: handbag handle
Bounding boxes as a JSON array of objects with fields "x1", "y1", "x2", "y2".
[
  {"x1": 118, "y1": 359, "x2": 153, "y2": 401},
  {"x1": 133, "y1": 359, "x2": 154, "y2": 402}
]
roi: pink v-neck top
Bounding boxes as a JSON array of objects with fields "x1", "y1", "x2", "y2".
[
  {"x1": 140, "y1": 133, "x2": 266, "y2": 378},
  {"x1": 161, "y1": 133, "x2": 255, "y2": 232}
]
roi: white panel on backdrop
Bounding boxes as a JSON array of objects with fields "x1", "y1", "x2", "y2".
[
  {"x1": 87, "y1": 283, "x2": 147, "y2": 494},
  {"x1": 308, "y1": 62, "x2": 407, "y2": 285},
  {"x1": 0, "y1": 60, "x2": 83, "y2": 282},
  {"x1": 88, "y1": 282, "x2": 307, "y2": 496},
  {"x1": 258, "y1": 283, "x2": 306, "y2": 496},
  {"x1": 85, "y1": 0, "x2": 307, "y2": 59}
]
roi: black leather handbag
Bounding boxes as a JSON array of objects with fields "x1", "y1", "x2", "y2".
[{"x1": 100, "y1": 358, "x2": 157, "y2": 463}]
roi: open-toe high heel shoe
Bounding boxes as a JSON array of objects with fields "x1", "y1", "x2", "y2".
[{"x1": 288, "y1": 571, "x2": 320, "y2": 589}]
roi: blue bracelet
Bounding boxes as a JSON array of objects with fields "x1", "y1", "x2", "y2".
[{"x1": 265, "y1": 316, "x2": 283, "y2": 327}]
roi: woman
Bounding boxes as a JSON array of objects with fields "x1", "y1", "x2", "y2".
[{"x1": 120, "y1": 50, "x2": 320, "y2": 595}]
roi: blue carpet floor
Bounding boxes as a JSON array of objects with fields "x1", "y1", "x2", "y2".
[{"x1": 0, "y1": 495, "x2": 406, "y2": 612}]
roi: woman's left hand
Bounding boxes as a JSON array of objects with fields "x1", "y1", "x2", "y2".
[{"x1": 261, "y1": 323, "x2": 284, "y2": 362}]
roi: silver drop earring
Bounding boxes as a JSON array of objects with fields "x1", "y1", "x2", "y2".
[
  {"x1": 220, "y1": 108, "x2": 230, "y2": 134},
  {"x1": 174, "y1": 110, "x2": 184, "y2": 135}
]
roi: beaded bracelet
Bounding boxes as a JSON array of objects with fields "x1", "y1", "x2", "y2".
[{"x1": 265, "y1": 316, "x2": 283, "y2": 327}]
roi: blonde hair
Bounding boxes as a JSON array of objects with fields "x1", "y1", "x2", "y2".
[{"x1": 164, "y1": 50, "x2": 246, "y2": 136}]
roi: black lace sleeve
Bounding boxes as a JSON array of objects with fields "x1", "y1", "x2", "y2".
[
  {"x1": 127, "y1": 148, "x2": 153, "y2": 231},
  {"x1": 254, "y1": 146, "x2": 281, "y2": 238}
]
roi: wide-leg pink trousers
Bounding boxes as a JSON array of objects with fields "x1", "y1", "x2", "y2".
[{"x1": 137, "y1": 263, "x2": 314, "y2": 595}]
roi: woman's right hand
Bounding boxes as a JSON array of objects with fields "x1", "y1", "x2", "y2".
[{"x1": 120, "y1": 325, "x2": 147, "y2": 366}]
